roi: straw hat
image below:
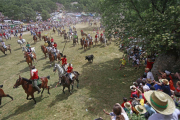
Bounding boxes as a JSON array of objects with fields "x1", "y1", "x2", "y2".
[
  {"x1": 159, "y1": 79, "x2": 169, "y2": 85},
  {"x1": 144, "y1": 90, "x2": 175, "y2": 115},
  {"x1": 124, "y1": 102, "x2": 132, "y2": 110},
  {"x1": 135, "y1": 105, "x2": 147, "y2": 114},
  {"x1": 146, "y1": 79, "x2": 152, "y2": 84},
  {"x1": 130, "y1": 85, "x2": 136, "y2": 91},
  {"x1": 145, "y1": 68, "x2": 149, "y2": 71}
]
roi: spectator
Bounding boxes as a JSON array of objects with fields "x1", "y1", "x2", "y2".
[
  {"x1": 145, "y1": 68, "x2": 154, "y2": 81},
  {"x1": 146, "y1": 58, "x2": 154, "y2": 70},
  {"x1": 142, "y1": 81, "x2": 150, "y2": 92},
  {"x1": 119, "y1": 57, "x2": 126, "y2": 70},
  {"x1": 144, "y1": 91, "x2": 180, "y2": 120},
  {"x1": 135, "y1": 105, "x2": 147, "y2": 115},
  {"x1": 124, "y1": 102, "x2": 133, "y2": 115},
  {"x1": 121, "y1": 97, "x2": 128, "y2": 108},
  {"x1": 144, "y1": 102, "x2": 156, "y2": 119}
]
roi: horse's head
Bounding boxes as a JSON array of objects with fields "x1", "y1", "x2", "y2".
[
  {"x1": 13, "y1": 75, "x2": 23, "y2": 88},
  {"x1": 53, "y1": 64, "x2": 58, "y2": 72}
]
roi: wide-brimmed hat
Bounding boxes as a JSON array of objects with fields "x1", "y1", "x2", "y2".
[
  {"x1": 135, "y1": 105, "x2": 147, "y2": 114},
  {"x1": 146, "y1": 79, "x2": 152, "y2": 84},
  {"x1": 130, "y1": 85, "x2": 136, "y2": 91},
  {"x1": 124, "y1": 102, "x2": 132, "y2": 110},
  {"x1": 145, "y1": 68, "x2": 149, "y2": 71},
  {"x1": 144, "y1": 90, "x2": 175, "y2": 115},
  {"x1": 159, "y1": 79, "x2": 169, "y2": 85}
]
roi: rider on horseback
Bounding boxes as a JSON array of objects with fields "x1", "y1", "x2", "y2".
[
  {"x1": 26, "y1": 42, "x2": 30, "y2": 48},
  {"x1": 33, "y1": 31, "x2": 36, "y2": 39},
  {"x1": 52, "y1": 46, "x2": 57, "y2": 60},
  {"x1": 1, "y1": 40, "x2": 7, "y2": 51},
  {"x1": 67, "y1": 63, "x2": 73, "y2": 81},
  {"x1": 27, "y1": 46, "x2": 33, "y2": 60},
  {"x1": 30, "y1": 66, "x2": 41, "y2": 94},
  {"x1": 61, "y1": 55, "x2": 67, "y2": 70}
]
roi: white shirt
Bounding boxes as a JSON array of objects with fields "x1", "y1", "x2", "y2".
[
  {"x1": 147, "y1": 71, "x2": 154, "y2": 81},
  {"x1": 148, "y1": 108, "x2": 180, "y2": 120},
  {"x1": 143, "y1": 84, "x2": 150, "y2": 92},
  {"x1": 136, "y1": 59, "x2": 140, "y2": 64}
]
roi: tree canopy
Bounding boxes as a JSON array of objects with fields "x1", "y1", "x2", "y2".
[{"x1": 100, "y1": 0, "x2": 180, "y2": 55}]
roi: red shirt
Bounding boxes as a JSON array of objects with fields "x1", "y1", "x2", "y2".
[
  {"x1": 53, "y1": 43, "x2": 57, "y2": 48},
  {"x1": 146, "y1": 61, "x2": 154, "y2": 70},
  {"x1": 61, "y1": 58, "x2": 67, "y2": 65},
  {"x1": 3, "y1": 33, "x2": 6, "y2": 36},
  {"x1": 81, "y1": 30, "x2": 83, "y2": 32},
  {"x1": 0, "y1": 33, "x2": 2, "y2": 36},
  {"x1": 169, "y1": 80, "x2": 175, "y2": 91},
  {"x1": 67, "y1": 66, "x2": 73, "y2": 73},
  {"x1": 31, "y1": 69, "x2": 39, "y2": 80},
  {"x1": 95, "y1": 35, "x2": 98, "y2": 38},
  {"x1": 38, "y1": 31, "x2": 41, "y2": 34},
  {"x1": 51, "y1": 38, "x2": 54, "y2": 43},
  {"x1": 100, "y1": 33, "x2": 103, "y2": 37}
]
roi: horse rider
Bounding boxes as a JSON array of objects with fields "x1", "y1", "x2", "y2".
[
  {"x1": 1, "y1": 40, "x2": 7, "y2": 51},
  {"x1": 52, "y1": 46, "x2": 57, "y2": 60},
  {"x1": 61, "y1": 55, "x2": 67, "y2": 70},
  {"x1": 67, "y1": 63, "x2": 73, "y2": 81},
  {"x1": 30, "y1": 66, "x2": 41, "y2": 94},
  {"x1": 33, "y1": 31, "x2": 36, "y2": 39},
  {"x1": 27, "y1": 46, "x2": 33, "y2": 60},
  {"x1": 53, "y1": 42, "x2": 57, "y2": 49},
  {"x1": 100, "y1": 33, "x2": 103, "y2": 38},
  {"x1": 44, "y1": 41, "x2": 48, "y2": 47},
  {"x1": 26, "y1": 42, "x2": 30, "y2": 48},
  {"x1": 51, "y1": 37, "x2": 54, "y2": 44},
  {"x1": 95, "y1": 33, "x2": 98, "y2": 41}
]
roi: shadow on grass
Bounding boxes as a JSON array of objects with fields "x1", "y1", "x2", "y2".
[
  {"x1": 19, "y1": 66, "x2": 30, "y2": 73},
  {"x1": 0, "y1": 54, "x2": 6, "y2": 58},
  {"x1": 79, "y1": 58, "x2": 144, "y2": 116},
  {"x1": 14, "y1": 47, "x2": 21, "y2": 51},
  {"x1": 17, "y1": 60, "x2": 25, "y2": 65},
  {"x1": 1, "y1": 95, "x2": 48, "y2": 120}
]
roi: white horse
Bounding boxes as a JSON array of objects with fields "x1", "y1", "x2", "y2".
[
  {"x1": 17, "y1": 39, "x2": 26, "y2": 47},
  {"x1": 22, "y1": 46, "x2": 36, "y2": 54}
]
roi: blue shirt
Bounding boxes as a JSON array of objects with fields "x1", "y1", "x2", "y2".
[
  {"x1": 161, "y1": 84, "x2": 172, "y2": 96},
  {"x1": 154, "y1": 84, "x2": 162, "y2": 90},
  {"x1": 144, "y1": 104, "x2": 156, "y2": 115}
]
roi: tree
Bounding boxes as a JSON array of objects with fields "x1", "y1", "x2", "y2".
[
  {"x1": 41, "y1": 10, "x2": 50, "y2": 21},
  {"x1": 100, "y1": 0, "x2": 180, "y2": 55}
]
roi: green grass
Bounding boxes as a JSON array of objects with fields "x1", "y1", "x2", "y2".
[{"x1": 0, "y1": 23, "x2": 144, "y2": 120}]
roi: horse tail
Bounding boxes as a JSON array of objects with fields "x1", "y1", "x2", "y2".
[{"x1": 46, "y1": 76, "x2": 50, "y2": 80}]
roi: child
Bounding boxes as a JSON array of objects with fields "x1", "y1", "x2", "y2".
[{"x1": 119, "y1": 57, "x2": 126, "y2": 70}]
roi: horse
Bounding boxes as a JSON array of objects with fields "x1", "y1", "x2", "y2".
[
  {"x1": 60, "y1": 30, "x2": 65, "y2": 37},
  {"x1": 41, "y1": 45, "x2": 48, "y2": 58},
  {"x1": 84, "y1": 40, "x2": 88, "y2": 50},
  {"x1": 33, "y1": 36, "x2": 37, "y2": 43},
  {"x1": 89, "y1": 38, "x2": 93, "y2": 48},
  {"x1": 53, "y1": 28, "x2": 55, "y2": 34},
  {"x1": 81, "y1": 31, "x2": 87, "y2": 36},
  {"x1": 13, "y1": 75, "x2": 50, "y2": 104},
  {"x1": 94, "y1": 22, "x2": 97, "y2": 26},
  {"x1": 17, "y1": 39, "x2": 26, "y2": 47},
  {"x1": 0, "y1": 87, "x2": 13, "y2": 105},
  {"x1": 22, "y1": 47, "x2": 36, "y2": 54},
  {"x1": 0, "y1": 45, "x2": 11, "y2": 55},
  {"x1": 60, "y1": 71, "x2": 80, "y2": 94},
  {"x1": 48, "y1": 51, "x2": 62, "y2": 66},
  {"x1": 24, "y1": 52, "x2": 37, "y2": 67},
  {"x1": 73, "y1": 37, "x2": 78, "y2": 46},
  {"x1": 37, "y1": 33, "x2": 41, "y2": 40},
  {"x1": 64, "y1": 33, "x2": 68, "y2": 41},
  {"x1": 73, "y1": 27, "x2": 76, "y2": 31},
  {"x1": 94, "y1": 37, "x2": 99, "y2": 46},
  {"x1": 99, "y1": 36, "x2": 107, "y2": 46},
  {"x1": 80, "y1": 38, "x2": 84, "y2": 48}
]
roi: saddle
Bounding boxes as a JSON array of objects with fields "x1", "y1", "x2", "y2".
[{"x1": 31, "y1": 79, "x2": 42, "y2": 87}]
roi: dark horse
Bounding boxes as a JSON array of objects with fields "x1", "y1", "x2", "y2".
[
  {"x1": 48, "y1": 51, "x2": 62, "y2": 66},
  {"x1": 24, "y1": 52, "x2": 37, "y2": 67},
  {"x1": 53, "y1": 28, "x2": 56, "y2": 34},
  {"x1": 13, "y1": 75, "x2": 50, "y2": 104},
  {"x1": 0, "y1": 86, "x2": 13, "y2": 105},
  {"x1": 0, "y1": 45, "x2": 11, "y2": 55},
  {"x1": 33, "y1": 36, "x2": 37, "y2": 43},
  {"x1": 41, "y1": 45, "x2": 48, "y2": 58},
  {"x1": 80, "y1": 38, "x2": 85, "y2": 48},
  {"x1": 61, "y1": 72, "x2": 80, "y2": 94}
]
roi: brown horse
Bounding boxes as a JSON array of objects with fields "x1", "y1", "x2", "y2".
[
  {"x1": 33, "y1": 36, "x2": 37, "y2": 43},
  {"x1": 53, "y1": 29, "x2": 55, "y2": 34},
  {"x1": 81, "y1": 31, "x2": 87, "y2": 36},
  {"x1": 41, "y1": 45, "x2": 48, "y2": 58},
  {"x1": 60, "y1": 72, "x2": 80, "y2": 94},
  {"x1": 95, "y1": 38, "x2": 99, "y2": 46},
  {"x1": 24, "y1": 52, "x2": 37, "y2": 67},
  {"x1": 60, "y1": 30, "x2": 65, "y2": 37},
  {"x1": 38, "y1": 33, "x2": 41, "y2": 40},
  {"x1": 48, "y1": 51, "x2": 62, "y2": 66},
  {"x1": 84, "y1": 40, "x2": 88, "y2": 50},
  {"x1": 0, "y1": 87, "x2": 13, "y2": 105},
  {"x1": 94, "y1": 22, "x2": 97, "y2": 26},
  {"x1": 89, "y1": 38, "x2": 93, "y2": 47},
  {"x1": 64, "y1": 33, "x2": 68, "y2": 41},
  {"x1": 0, "y1": 45, "x2": 11, "y2": 55},
  {"x1": 13, "y1": 75, "x2": 50, "y2": 104},
  {"x1": 73, "y1": 37, "x2": 78, "y2": 46},
  {"x1": 80, "y1": 38, "x2": 84, "y2": 48}
]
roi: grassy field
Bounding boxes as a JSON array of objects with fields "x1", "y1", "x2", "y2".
[{"x1": 0, "y1": 23, "x2": 144, "y2": 120}]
